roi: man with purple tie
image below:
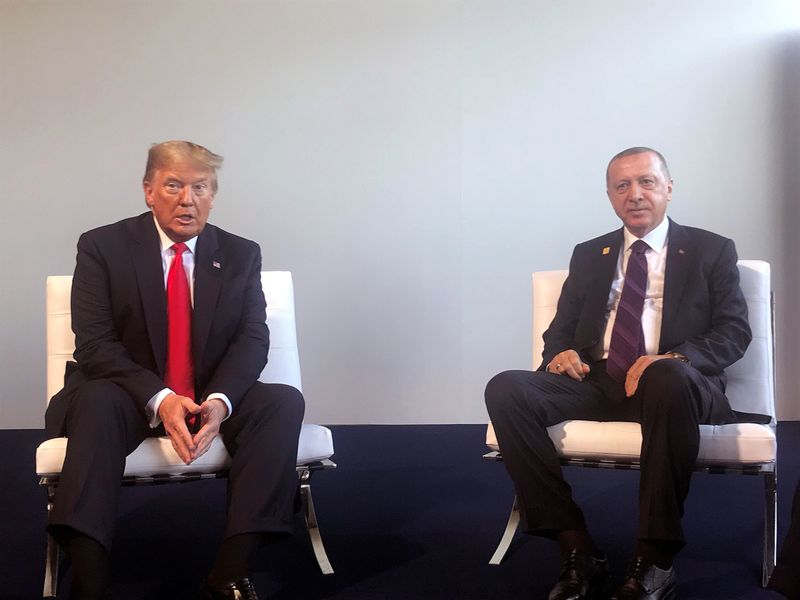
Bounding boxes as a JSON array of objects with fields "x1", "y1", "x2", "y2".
[{"x1": 486, "y1": 147, "x2": 766, "y2": 600}]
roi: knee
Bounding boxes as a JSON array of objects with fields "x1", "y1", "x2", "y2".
[
  {"x1": 485, "y1": 371, "x2": 516, "y2": 411},
  {"x1": 485, "y1": 370, "x2": 535, "y2": 421},
  {"x1": 62, "y1": 381, "x2": 144, "y2": 453},
  {"x1": 245, "y1": 382, "x2": 305, "y2": 424},
  {"x1": 69, "y1": 380, "x2": 131, "y2": 425},
  {"x1": 641, "y1": 359, "x2": 689, "y2": 390},
  {"x1": 276, "y1": 383, "x2": 305, "y2": 423},
  {"x1": 639, "y1": 359, "x2": 695, "y2": 412}
]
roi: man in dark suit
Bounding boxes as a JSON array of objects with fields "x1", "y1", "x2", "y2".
[
  {"x1": 45, "y1": 141, "x2": 304, "y2": 600},
  {"x1": 485, "y1": 147, "x2": 761, "y2": 600}
]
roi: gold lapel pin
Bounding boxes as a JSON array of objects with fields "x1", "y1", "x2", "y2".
[{"x1": 602, "y1": 247, "x2": 610, "y2": 255}]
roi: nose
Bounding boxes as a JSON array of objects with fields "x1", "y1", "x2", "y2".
[
  {"x1": 627, "y1": 182, "x2": 643, "y2": 201},
  {"x1": 178, "y1": 186, "x2": 196, "y2": 205}
]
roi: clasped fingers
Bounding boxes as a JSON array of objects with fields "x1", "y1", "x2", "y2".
[
  {"x1": 165, "y1": 421, "x2": 196, "y2": 464},
  {"x1": 191, "y1": 426, "x2": 219, "y2": 461}
]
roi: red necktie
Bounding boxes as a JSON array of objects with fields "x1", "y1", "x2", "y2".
[
  {"x1": 164, "y1": 243, "x2": 195, "y2": 405},
  {"x1": 606, "y1": 240, "x2": 649, "y2": 382}
]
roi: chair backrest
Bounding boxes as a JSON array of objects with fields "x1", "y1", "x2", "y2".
[
  {"x1": 258, "y1": 271, "x2": 303, "y2": 391},
  {"x1": 531, "y1": 260, "x2": 775, "y2": 420},
  {"x1": 45, "y1": 271, "x2": 302, "y2": 403}
]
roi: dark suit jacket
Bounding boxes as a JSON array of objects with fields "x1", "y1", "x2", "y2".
[
  {"x1": 540, "y1": 218, "x2": 751, "y2": 397},
  {"x1": 46, "y1": 212, "x2": 269, "y2": 435}
]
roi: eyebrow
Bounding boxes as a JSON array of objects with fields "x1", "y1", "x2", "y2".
[
  {"x1": 163, "y1": 175, "x2": 210, "y2": 184},
  {"x1": 615, "y1": 173, "x2": 657, "y2": 182}
]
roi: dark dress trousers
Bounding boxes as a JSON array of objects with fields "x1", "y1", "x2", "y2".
[
  {"x1": 45, "y1": 212, "x2": 304, "y2": 551},
  {"x1": 485, "y1": 219, "x2": 761, "y2": 547}
]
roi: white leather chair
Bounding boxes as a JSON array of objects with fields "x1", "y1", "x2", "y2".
[
  {"x1": 485, "y1": 260, "x2": 777, "y2": 586},
  {"x1": 37, "y1": 271, "x2": 336, "y2": 599}
]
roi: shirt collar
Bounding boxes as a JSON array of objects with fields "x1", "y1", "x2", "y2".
[
  {"x1": 623, "y1": 217, "x2": 669, "y2": 254},
  {"x1": 152, "y1": 214, "x2": 198, "y2": 255}
]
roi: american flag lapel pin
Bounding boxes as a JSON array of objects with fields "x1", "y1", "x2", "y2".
[
  {"x1": 602, "y1": 247, "x2": 610, "y2": 255},
  {"x1": 212, "y1": 260, "x2": 221, "y2": 269}
]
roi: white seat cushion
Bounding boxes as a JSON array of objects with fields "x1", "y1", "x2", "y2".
[
  {"x1": 485, "y1": 420, "x2": 775, "y2": 465},
  {"x1": 297, "y1": 423, "x2": 336, "y2": 464},
  {"x1": 37, "y1": 423, "x2": 334, "y2": 478}
]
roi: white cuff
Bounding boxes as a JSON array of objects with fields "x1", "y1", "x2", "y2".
[
  {"x1": 146, "y1": 388, "x2": 174, "y2": 428},
  {"x1": 205, "y1": 393, "x2": 232, "y2": 421}
]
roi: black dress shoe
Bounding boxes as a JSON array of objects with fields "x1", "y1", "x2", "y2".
[
  {"x1": 609, "y1": 557, "x2": 676, "y2": 600},
  {"x1": 548, "y1": 549, "x2": 611, "y2": 600},
  {"x1": 199, "y1": 577, "x2": 259, "y2": 600}
]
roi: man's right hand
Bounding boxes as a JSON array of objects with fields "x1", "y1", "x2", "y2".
[
  {"x1": 546, "y1": 349, "x2": 590, "y2": 381},
  {"x1": 158, "y1": 393, "x2": 202, "y2": 464}
]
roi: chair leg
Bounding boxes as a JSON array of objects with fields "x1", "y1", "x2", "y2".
[
  {"x1": 763, "y1": 470, "x2": 777, "y2": 587},
  {"x1": 43, "y1": 484, "x2": 59, "y2": 599},
  {"x1": 489, "y1": 495, "x2": 520, "y2": 565},
  {"x1": 299, "y1": 468, "x2": 334, "y2": 575}
]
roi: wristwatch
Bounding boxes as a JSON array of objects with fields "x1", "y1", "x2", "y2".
[{"x1": 667, "y1": 351, "x2": 690, "y2": 364}]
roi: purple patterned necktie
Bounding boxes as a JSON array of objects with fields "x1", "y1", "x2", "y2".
[{"x1": 606, "y1": 239, "x2": 649, "y2": 382}]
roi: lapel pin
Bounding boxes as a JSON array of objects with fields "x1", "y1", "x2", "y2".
[
  {"x1": 678, "y1": 249, "x2": 685, "y2": 255},
  {"x1": 212, "y1": 261, "x2": 221, "y2": 269},
  {"x1": 602, "y1": 247, "x2": 610, "y2": 255}
]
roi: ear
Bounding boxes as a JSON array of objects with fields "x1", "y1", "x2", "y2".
[
  {"x1": 143, "y1": 181, "x2": 154, "y2": 208},
  {"x1": 666, "y1": 178, "x2": 673, "y2": 199}
]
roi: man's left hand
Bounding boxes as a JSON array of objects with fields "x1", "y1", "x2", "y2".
[
  {"x1": 624, "y1": 354, "x2": 678, "y2": 397},
  {"x1": 191, "y1": 398, "x2": 228, "y2": 460}
]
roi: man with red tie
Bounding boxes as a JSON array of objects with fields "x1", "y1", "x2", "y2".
[
  {"x1": 45, "y1": 141, "x2": 304, "y2": 600},
  {"x1": 486, "y1": 147, "x2": 767, "y2": 600}
]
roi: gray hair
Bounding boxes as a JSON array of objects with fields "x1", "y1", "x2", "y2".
[{"x1": 606, "y1": 147, "x2": 671, "y2": 183}]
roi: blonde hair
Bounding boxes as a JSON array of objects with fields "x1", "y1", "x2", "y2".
[{"x1": 143, "y1": 141, "x2": 224, "y2": 191}]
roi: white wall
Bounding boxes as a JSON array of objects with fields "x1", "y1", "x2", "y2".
[{"x1": 1, "y1": 0, "x2": 798, "y2": 428}]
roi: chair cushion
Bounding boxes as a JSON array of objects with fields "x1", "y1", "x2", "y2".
[
  {"x1": 485, "y1": 420, "x2": 776, "y2": 465},
  {"x1": 37, "y1": 423, "x2": 334, "y2": 477},
  {"x1": 297, "y1": 423, "x2": 335, "y2": 463}
]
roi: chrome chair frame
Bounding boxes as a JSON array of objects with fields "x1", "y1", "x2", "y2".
[{"x1": 40, "y1": 460, "x2": 336, "y2": 597}]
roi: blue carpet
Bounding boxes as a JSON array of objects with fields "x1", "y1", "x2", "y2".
[{"x1": 1, "y1": 423, "x2": 797, "y2": 599}]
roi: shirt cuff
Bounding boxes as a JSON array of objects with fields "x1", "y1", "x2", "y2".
[
  {"x1": 146, "y1": 390, "x2": 232, "y2": 427},
  {"x1": 205, "y1": 393, "x2": 232, "y2": 421},
  {"x1": 146, "y1": 388, "x2": 174, "y2": 428}
]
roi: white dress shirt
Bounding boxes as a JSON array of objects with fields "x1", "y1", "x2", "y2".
[
  {"x1": 600, "y1": 217, "x2": 670, "y2": 359},
  {"x1": 145, "y1": 216, "x2": 232, "y2": 427}
]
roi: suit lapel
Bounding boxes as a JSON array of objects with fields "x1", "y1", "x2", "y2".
[
  {"x1": 587, "y1": 229, "x2": 622, "y2": 318},
  {"x1": 598, "y1": 229, "x2": 622, "y2": 289},
  {"x1": 574, "y1": 229, "x2": 622, "y2": 352},
  {"x1": 660, "y1": 218, "x2": 691, "y2": 350},
  {"x1": 128, "y1": 213, "x2": 168, "y2": 375},
  {"x1": 192, "y1": 225, "x2": 223, "y2": 372}
]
